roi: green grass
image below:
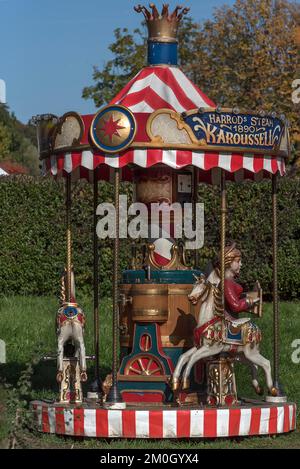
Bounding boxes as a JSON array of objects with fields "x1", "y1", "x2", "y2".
[{"x1": 0, "y1": 296, "x2": 299, "y2": 449}]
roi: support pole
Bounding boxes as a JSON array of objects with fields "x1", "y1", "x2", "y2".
[
  {"x1": 193, "y1": 168, "x2": 199, "y2": 269},
  {"x1": 272, "y1": 174, "x2": 279, "y2": 387},
  {"x1": 66, "y1": 174, "x2": 72, "y2": 302},
  {"x1": 106, "y1": 168, "x2": 123, "y2": 405},
  {"x1": 272, "y1": 174, "x2": 285, "y2": 398},
  {"x1": 90, "y1": 169, "x2": 102, "y2": 395},
  {"x1": 220, "y1": 171, "x2": 226, "y2": 308}
]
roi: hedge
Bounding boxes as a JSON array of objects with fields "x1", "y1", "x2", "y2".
[{"x1": 0, "y1": 175, "x2": 299, "y2": 299}]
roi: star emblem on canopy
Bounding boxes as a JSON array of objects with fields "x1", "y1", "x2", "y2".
[
  {"x1": 91, "y1": 105, "x2": 136, "y2": 154},
  {"x1": 99, "y1": 115, "x2": 126, "y2": 144}
]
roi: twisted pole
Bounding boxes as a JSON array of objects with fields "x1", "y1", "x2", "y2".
[
  {"x1": 272, "y1": 174, "x2": 286, "y2": 399},
  {"x1": 66, "y1": 174, "x2": 72, "y2": 302},
  {"x1": 272, "y1": 174, "x2": 279, "y2": 386},
  {"x1": 92, "y1": 168, "x2": 101, "y2": 393},
  {"x1": 193, "y1": 168, "x2": 199, "y2": 269},
  {"x1": 106, "y1": 168, "x2": 123, "y2": 404},
  {"x1": 220, "y1": 171, "x2": 226, "y2": 309}
]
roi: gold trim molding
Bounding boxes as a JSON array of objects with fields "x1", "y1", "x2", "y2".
[{"x1": 38, "y1": 107, "x2": 289, "y2": 159}]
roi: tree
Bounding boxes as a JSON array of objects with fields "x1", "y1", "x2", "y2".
[
  {"x1": 83, "y1": 0, "x2": 299, "y2": 168},
  {"x1": 0, "y1": 104, "x2": 39, "y2": 174},
  {"x1": 0, "y1": 122, "x2": 12, "y2": 159},
  {"x1": 189, "y1": 0, "x2": 299, "y2": 166}
]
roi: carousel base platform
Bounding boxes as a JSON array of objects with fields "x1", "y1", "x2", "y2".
[{"x1": 30, "y1": 400, "x2": 296, "y2": 439}]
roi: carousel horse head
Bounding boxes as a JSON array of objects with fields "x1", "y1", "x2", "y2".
[{"x1": 188, "y1": 273, "x2": 210, "y2": 305}]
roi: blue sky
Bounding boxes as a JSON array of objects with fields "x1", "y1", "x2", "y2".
[{"x1": 0, "y1": 0, "x2": 253, "y2": 123}]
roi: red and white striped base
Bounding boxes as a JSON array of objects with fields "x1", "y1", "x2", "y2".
[{"x1": 31, "y1": 401, "x2": 296, "y2": 439}]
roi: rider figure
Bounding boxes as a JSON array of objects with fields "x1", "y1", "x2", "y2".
[{"x1": 217, "y1": 243, "x2": 259, "y2": 321}]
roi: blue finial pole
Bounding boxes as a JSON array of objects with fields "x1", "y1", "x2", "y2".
[{"x1": 147, "y1": 41, "x2": 178, "y2": 66}]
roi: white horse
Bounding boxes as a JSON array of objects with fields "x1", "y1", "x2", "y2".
[
  {"x1": 56, "y1": 268, "x2": 87, "y2": 383},
  {"x1": 171, "y1": 270, "x2": 278, "y2": 397}
]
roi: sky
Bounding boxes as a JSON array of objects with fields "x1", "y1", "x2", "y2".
[{"x1": 0, "y1": 0, "x2": 250, "y2": 123}]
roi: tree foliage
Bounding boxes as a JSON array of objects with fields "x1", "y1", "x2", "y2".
[
  {"x1": 0, "y1": 104, "x2": 38, "y2": 174},
  {"x1": 0, "y1": 122, "x2": 12, "y2": 158},
  {"x1": 83, "y1": 0, "x2": 299, "y2": 167}
]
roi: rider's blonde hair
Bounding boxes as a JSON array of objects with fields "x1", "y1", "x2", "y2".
[
  {"x1": 223, "y1": 243, "x2": 241, "y2": 269},
  {"x1": 213, "y1": 242, "x2": 241, "y2": 272}
]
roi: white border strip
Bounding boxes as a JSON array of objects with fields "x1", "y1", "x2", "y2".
[
  {"x1": 108, "y1": 410, "x2": 123, "y2": 438},
  {"x1": 48, "y1": 407, "x2": 56, "y2": 434},
  {"x1": 84, "y1": 409, "x2": 97, "y2": 437},
  {"x1": 163, "y1": 410, "x2": 177, "y2": 438},
  {"x1": 190, "y1": 409, "x2": 204, "y2": 438},
  {"x1": 136, "y1": 410, "x2": 150, "y2": 438},
  {"x1": 64, "y1": 409, "x2": 74, "y2": 435},
  {"x1": 217, "y1": 409, "x2": 230, "y2": 437},
  {"x1": 239, "y1": 408, "x2": 252, "y2": 436},
  {"x1": 259, "y1": 407, "x2": 270, "y2": 435}
]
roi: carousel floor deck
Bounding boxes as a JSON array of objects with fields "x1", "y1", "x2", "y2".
[{"x1": 30, "y1": 400, "x2": 296, "y2": 439}]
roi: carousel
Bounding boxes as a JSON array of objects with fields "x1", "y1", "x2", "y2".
[{"x1": 30, "y1": 4, "x2": 296, "y2": 438}]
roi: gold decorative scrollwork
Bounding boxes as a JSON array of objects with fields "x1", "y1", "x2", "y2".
[
  {"x1": 145, "y1": 242, "x2": 189, "y2": 271},
  {"x1": 206, "y1": 358, "x2": 237, "y2": 406},
  {"x1": 146, "y1": 109, "x2": 198, "y2": 146},
  {"x1": 52, "y1": 111, "x2": 84, "y2": 152}
]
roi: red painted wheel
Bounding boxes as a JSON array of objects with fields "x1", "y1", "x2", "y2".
[{"x1": 124, "y1": 354, "x2": 164, "y2": 376}]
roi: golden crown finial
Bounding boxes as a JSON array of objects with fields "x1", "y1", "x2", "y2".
[{"x1": 134, "y1": 3, "x2": 190, "y2": 43}]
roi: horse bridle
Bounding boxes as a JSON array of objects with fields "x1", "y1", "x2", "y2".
[{"x1": 191, "y1": 274, "x2": 211, "y2": 303}]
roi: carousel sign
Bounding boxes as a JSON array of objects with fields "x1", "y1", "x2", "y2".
[{"x1": 183, "y1": 109, "x2": 286, "y2": 152}]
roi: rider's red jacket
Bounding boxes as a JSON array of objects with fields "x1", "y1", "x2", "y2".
[{"x1": 224, "y1": 278, "x2": 249, "y2": 315}]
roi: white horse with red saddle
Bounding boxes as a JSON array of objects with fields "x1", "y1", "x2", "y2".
[
  {"x1": 171, "y1": 269, "x2": 278, "y2": 398},
  {"x1": 56, "y1": 268, "x2": 87, "y2": 384}
]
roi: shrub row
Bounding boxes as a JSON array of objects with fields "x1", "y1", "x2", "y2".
[{"x1": 0, "y1": 175, "x2": 299, "y2": 299}]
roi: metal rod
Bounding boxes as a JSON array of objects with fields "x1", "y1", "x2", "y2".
[
  {"x1": 193, "y1": 168, "x2": 199, "y2": 269},
  {"x1": 43, "y1": 355, "x2": 96, "y2": 361},
  {"x1": 66, "y1": 174, "x2": 72, "y2": 302},
  {"x1": 113, "y1": 168, "x2": 120, "y2": 386},
  {"x1": 272, "y1": 174, "x2": 279, "y2": 387},
  {"x1": 106, "y1": 168, "x2": 122, "y2": 403},
  {"x1": 93, "y1": 169, "x2": 100, "y2": 386},
  {"x1": 220, "y1": 171, "x2": 226, "y2": 308}
]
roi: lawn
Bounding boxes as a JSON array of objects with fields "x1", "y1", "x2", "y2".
[{"x1": 0, "y1": 296, "x2": 299, "y2": 449}]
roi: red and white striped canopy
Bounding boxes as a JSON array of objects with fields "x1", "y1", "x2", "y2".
[
  {"x1": 110, "y1": 65, "x2": 215, "y2": 112},
  {"x1": 44, "y1": 148, "x2": 285, "y2": 184},
  {"x1": 44, "y1": 65, "x2": 286, "y2": 183}
]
